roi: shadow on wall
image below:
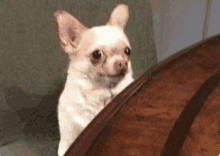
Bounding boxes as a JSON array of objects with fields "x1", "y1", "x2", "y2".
[{"x1": 0, "y1": 76, "x2": 66, "y2": 146}]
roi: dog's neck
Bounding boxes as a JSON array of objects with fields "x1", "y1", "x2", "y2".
[
  {"x1": 66, "y1": 60, "x2": 133, "y2": 106},
  {"x1": 67, "y1": 60, "x2": 122, "y2": 88},
  {"x1": 65, "y1": 63, "x2": 113, "y2": 106}
]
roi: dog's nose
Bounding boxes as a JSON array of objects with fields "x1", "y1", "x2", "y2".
[{"x1": 114, "y1": 60, "x2": 128, "y2": 71}]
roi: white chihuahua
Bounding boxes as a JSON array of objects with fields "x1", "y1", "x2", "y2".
[{"x1": 54, "y1": 4, "x2": 134, "y2": 156}]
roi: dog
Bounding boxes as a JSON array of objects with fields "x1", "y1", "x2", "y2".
[{"x1": 54, "y1": 4, "x2": 134, "y2": 156}]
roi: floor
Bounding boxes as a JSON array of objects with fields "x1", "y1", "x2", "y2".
[{"x1": 0, "y1": 136, "x2": 58, "y2": 156}]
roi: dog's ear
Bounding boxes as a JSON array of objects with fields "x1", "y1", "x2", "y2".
[
  {"x1": 107, "y1": 4, "x2": 129, "y2": 30},
  {"x1": 54, "y1": 11, "x2": 87, "y2": 53}
]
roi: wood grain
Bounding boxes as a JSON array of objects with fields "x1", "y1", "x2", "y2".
[{"x1": 65, "y1": 35, "x2": 220, "y2": 156}]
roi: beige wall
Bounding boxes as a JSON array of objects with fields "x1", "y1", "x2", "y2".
[{"x1": 150, "y1": 0, "x2": 218, "y2": 62}]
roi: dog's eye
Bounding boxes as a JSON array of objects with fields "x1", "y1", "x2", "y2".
[
  {"x1": 92, "y1": 50, "x2": 103, "y2": 59},
  {"x1": 125, "y1": 47, "x2": 131, "y2": 55}
]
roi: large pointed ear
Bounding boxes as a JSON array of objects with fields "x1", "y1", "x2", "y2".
[
  {"x1": 107, "y1": 4, "x2": 129, "y2": 30},
  {"x1": 54, "y1": 11, "x2": 87, "y2": 53}
]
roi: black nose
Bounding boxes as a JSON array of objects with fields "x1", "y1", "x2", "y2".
[{"x1": 114, "y1": 60, "x2": 128, "y2": 71}]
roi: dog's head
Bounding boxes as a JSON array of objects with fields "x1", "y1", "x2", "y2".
[{"x1": 54, "y1": 4, "x2": 132, "y2": 88}]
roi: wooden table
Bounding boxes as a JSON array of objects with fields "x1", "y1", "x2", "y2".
[{"x1": 65, "y1": 35, "x2": 220, "y2": 156}]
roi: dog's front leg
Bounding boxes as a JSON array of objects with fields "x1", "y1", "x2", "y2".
[
  {"x1": 58, "y1": 136, "x2": 72, "y2": 156},
  {"x1": 58, "y1": 107, "x2": 83, "y2": 156}
]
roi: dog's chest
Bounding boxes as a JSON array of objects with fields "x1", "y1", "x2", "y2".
[
  {"x1": 60, "y1": 78, "x2": 113, "y2": 116},
  {"x1": 82, "y1": 88, "x2": 113, "y2": 108}
]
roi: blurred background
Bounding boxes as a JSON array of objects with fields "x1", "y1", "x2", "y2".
[{"x1": 0, "y1": 0, "x2": 219, "y2": 155}]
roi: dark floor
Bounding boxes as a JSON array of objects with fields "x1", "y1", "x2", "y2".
[{"x1": 0, "y1": 135, "x2": 59, "y2": 156}]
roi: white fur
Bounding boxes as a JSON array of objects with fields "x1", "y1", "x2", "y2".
[
  {"x1": 89, "y1": 26, "x2": 130, "y2": 47},
  {"x1": 58, "y1": 64, "x2": 134, "y2": 156},
  {"x1": 56, "y1": 4, "x2": 134, "y2": 156}
]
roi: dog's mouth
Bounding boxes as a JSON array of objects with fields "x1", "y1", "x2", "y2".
[
  {"x1": 98, "y1": 69, "x2": 127, "y2": 78},
  {"x1": 107, "y1": 72, "x2": 126, "y2": 78},
  {"x1": 95, "y1": 69, "x2": 127, "y2": 89}
]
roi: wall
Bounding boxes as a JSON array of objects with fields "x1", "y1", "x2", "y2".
[{"x1": 150, "y1": 0, "x2": 219, "y2": 62}]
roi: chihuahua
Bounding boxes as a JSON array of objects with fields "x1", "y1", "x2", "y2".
[{"x1": 54, "y1": 4, "x2": 134, "y2": 156}]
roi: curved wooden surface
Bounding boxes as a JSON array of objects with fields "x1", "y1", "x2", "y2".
[{"x1": 65, "y1": 35, "x2": 220, "y2": 156}]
